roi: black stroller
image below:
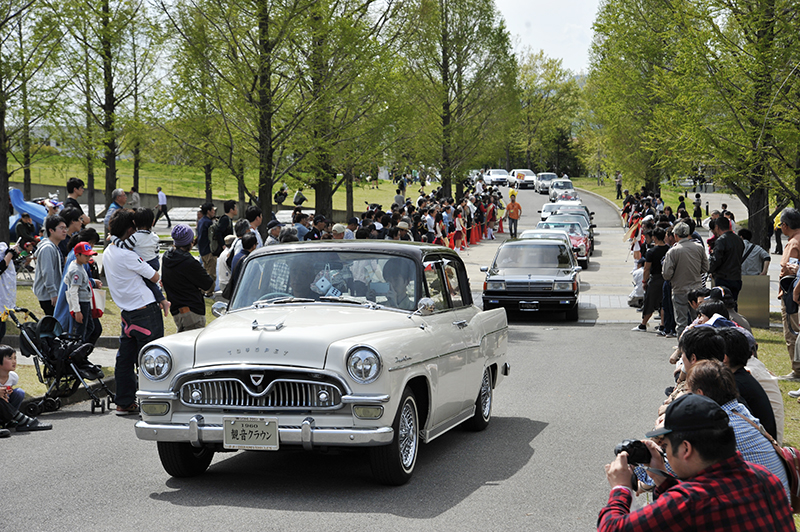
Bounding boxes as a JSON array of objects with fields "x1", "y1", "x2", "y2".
[{"x1": 8, "y1": 308, "x2": 115, "y2": 415}]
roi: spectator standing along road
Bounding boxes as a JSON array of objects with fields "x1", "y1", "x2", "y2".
[
  {"x1": 737, "y1": 228, "x2": 770, "y2": 276},
  {"x1": 614, "y1": 172, "x2": 623, "y2": 200},
  {"x1": 162, "y1": 224, "x2": 214, "y2": 332},
  {"x1": 33, "y1": 215, "x2": 67, "y2": 316},
  {"x1": 103, "y1": 188, "x2": 127, "y2": 243},
  {"x1": 128, "y1": 187, "x2": 140, "y2": 209},
  {"x1": 0, "y1": 242, "x2": 19, "y2": 342},
  {"x1": 777, "y1": 208, "x2": 800, "y2": 381},
  {"x1": 196, "y1": 202, "x2": 216, "y2": 295},
  {"x1": 598, "y1": 394, "x2": 794, "y2": 532},
  {"x1": 708, "y1": 216, "x2": 744, "y2": 304},
  {"x1": 154, "y1": 186, "x2": 171, "y2": 227},
  {"x1": 662, "y1": 222, "x2": 709, "y2": 338},
  {"x1": 64, "y1": 178, "x2": 91, "y2": 226},
  {"x1": 506, "y1": 191, "x2": 521, "y2": 239},
  {"x1": 103, "y1": 209, "x2": 166, "y2": 415}
]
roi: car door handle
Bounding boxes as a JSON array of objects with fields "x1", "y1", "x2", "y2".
[{"x1": 452, "y1": 320, "x2": 468, "y2": 329}]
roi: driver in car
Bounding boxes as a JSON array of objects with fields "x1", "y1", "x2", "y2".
[{"x1": 382, "y1": 258, "x2": 415, "y2": 311}]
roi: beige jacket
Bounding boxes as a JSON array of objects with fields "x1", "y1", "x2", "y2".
[{"x1": 662, "y1": 238, "x2": 709, "y2": 293}]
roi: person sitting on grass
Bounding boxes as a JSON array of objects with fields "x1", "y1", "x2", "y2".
[
  {"x1": 0, "y1": 345, "x2": 52, "y2": 435},
  {"x1": 0, "y1": 345, "x2": 24, "y2": 410}
]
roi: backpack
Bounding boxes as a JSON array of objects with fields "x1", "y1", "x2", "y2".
[
  {"x1": 226, "y1": 238, "x2": 240, "y2": 269},
  {"x1": 208, "y1": 219, "x2": 222, "y2": 256}
]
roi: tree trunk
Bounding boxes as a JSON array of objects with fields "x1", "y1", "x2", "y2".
[
  {"x1": 204, "y1": 163, "x2": 213, "y2": 202},
  {"x1": 19, "y1": 24, "x2": 32, "y2": 201},
  {"x1": 133, "y1": 140, "x2": 140, "y2": 191},
  {"x1": 0, "y1": 68, "x2": 9, "y2": 244},
  {"x1": 236, "y1": 161, "x2": 246, "y2": 216},
  {"x1": 345, "y1": 167, "x2": 354, "y2": 219},
  {"x1": 440, "y1": 9, "x2": 453, "y2": 199},
  {"x1": 256, "y1": 1, "x2": 274, "y2": 238},
  {"x1": 101, "y1": 0, "x2": 117, "y2": 208}
]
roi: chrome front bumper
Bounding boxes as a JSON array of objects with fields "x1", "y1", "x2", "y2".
[{"x1": 135, "y1": 415, "x2": 394, "y2": 450}]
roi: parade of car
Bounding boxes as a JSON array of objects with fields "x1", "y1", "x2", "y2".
[
  {"x1": 481, "y1": 239, "x2": 582, "y2": 320},
  {"x1": 134, "y1": 241, "x2": 509, "y2": 485}
]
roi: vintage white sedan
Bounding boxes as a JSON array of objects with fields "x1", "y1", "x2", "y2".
[{"x1": 134, "y1": 241, "x2": 509, "y2": 485}]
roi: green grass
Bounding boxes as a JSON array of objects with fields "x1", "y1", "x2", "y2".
[
  {"x1": 7, "y1": 285, "x2": 219, "y2": 343},
  {"x1": 751, "y1": 327, "x2": 800, "y2": 448},
  {"x1": 15, "y1": 364, "x2": 115, "y2": 399},
  {"x1": 12, "y1": 153, "x2": 401, "y2": 210}
]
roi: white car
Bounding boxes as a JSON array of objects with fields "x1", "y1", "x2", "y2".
[
  {"x1": 548, "y1": 179, "x2": 575, "y2": 202},
  {"x1": 484, "y1": 169, "x2": 510, "y2": 187},
  {"x1": 536, "y1": 172, "x2": 558, "y2": 194},
  {"x1": 135, "y1": 241, "x2": 509, "y2": 485},
  {"x1": 510, "y1": 169, "x2": 536, "y2": 189}
]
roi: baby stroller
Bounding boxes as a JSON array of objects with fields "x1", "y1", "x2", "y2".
[{"x1": 7, "y1": 308, "x2": 115, "y2": 416}]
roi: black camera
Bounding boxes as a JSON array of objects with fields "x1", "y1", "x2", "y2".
[{"x1": 614, "y1": 439, "x2": 651, "y2": 466}]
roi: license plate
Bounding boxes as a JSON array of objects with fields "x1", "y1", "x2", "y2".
[
  {"x1": 223, "y1": 416, "x2": 279, "y2": 450},
  {"x1": 519, "y1": 301, "x2": 539, "y2": 311}
]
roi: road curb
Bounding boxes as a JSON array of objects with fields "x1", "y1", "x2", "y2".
[{"x1": 575, "y1": 187, "x2": 625, "y2": 228}]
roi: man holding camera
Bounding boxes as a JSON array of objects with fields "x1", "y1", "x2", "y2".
[{"x1": 599, "y1": 394, "x2": 793, "y2": 531}]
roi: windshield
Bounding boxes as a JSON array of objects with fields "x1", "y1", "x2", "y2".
[
  {"x1": 550, "y1": 216, "x2": 588, "y2": 228},
  {"x1": 538, "y1": 173, "x2": 557, "y2": 181},
  {"x1": 542, "y1": 205, "x2": 559, "y2": 213},
  {"x1": 490, "y1": 170, "x2": 509, "y2": 176},
  {"x1": 493, "y1": 244, "x2": 572, "y2": 269},
  {"x1": 537, "y1": 222, "x2": 585, "y2": 236},
  {"x1": 553, "y1": 181, "x2": 572, "y2": 190},
  {"x1": 230, "y1": 251, "x2": 419, "y2": 311}
]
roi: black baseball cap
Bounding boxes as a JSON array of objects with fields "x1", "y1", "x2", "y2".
[
  {"x1": 645, "y1": 394, "x2": 729, "y2": 438},
  {"x1": 266, "y1": 220, "x2": 283, "y2": 230}
]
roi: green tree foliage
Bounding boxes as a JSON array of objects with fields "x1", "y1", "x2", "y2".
[
  {"x1": 585, "y1": 0, "x2": 800, "y2": 246},
  {"x1": 399, "y1": 0, "x2": 517, "y2": 197},
  {"x1": 515, "y1": 50, "x2": 579, "y2": 172}
]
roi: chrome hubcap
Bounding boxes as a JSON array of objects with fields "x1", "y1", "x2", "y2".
[
  {"x1": 398, "y1": 399, "x2": 417, "y2": 469},
  {"x1": 479, "y1": 370, "x2": 492, "y2": 419}
]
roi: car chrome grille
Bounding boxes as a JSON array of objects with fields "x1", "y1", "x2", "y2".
[
  {"x1": 505, "y1": 280, "x2": 554, "y2": 291},
  {"x1": 179, "y1": 378, "x2": 344, "y2": 410}
]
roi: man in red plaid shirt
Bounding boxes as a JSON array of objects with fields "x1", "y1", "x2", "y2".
[{"x1": 599, "y1": 394, "x2": 794, "y2": 531}]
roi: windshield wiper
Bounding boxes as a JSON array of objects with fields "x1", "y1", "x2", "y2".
[
  {"x1": 319, "y1": 295, "x2": 365, "y2": 305},
  {"x1": 254, "y1": 297, "x2": 315, "y2": 307}
]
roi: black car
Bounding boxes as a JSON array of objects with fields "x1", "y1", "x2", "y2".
[{"x1": 481, "y1": 240, "x2": 582, "y2": 320}]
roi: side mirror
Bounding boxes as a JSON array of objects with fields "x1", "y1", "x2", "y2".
[
  {"x1": 480, "y1": 266, "x2": 488, "y2": 272},
  {"x1": 590, "y1": 212, "x2": 595, "y2": 216},
  {"x1": 537, "y1": 210, "x2": 542, "y2": 213},
  {"x1": 417, "y1": 297, "x2": 436, "y2": 316},
  {"x1": 211, "y1": 301, "x2": 228, "y2": 317},
  {"x1": 574, "y1": 266, "x2": 583, "y2": 273},
  {"x1": 590, "y1": 224, "x2": 597, "y2": 228}
]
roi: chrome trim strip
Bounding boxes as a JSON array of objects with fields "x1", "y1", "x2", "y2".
[
  {"x1": 136, "y1": 391, "x2": 179, "y2": 401},
  {"x1": 135, "y1": 420, "x2": 394, "y2": 447},
  {"x1": 341, "y1": 394, "x2": 390, "y2": 404},
  {"x1": 388, "y1": 350, "x2": 461, "y2": 372},
  {"x1": 421, "y1": 407, "x2": 475, "y2": 443}
]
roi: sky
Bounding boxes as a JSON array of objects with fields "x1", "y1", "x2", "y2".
[{"x1": 494, "y1": 0, "x2": 601, "y2": 75}]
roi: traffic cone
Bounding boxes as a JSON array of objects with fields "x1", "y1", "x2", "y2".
[{"x1": 498, "y1": 218, "x2": 504, "y2": 233}]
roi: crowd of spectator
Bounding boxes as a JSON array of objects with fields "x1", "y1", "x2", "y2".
[{"x1": 600, "y1": 188, "x2": 799, "y2": 529}]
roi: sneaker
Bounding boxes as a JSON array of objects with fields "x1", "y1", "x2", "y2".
[
  {"x1": 0, "y1": 428, "x2": 10, "y2": 438},
  {"x1": 665, "y1": 332, "x2": 677, "y2": 338},
  {"x1": 632, "y1": 324, "x2": 647, "y2": 332},
  {"x1": 15, "y1": 418, "x2": 52, "y2": 432},
  {"x1": 657, "y1": 330, "x2": 667, "y2": 337},
  {"x1": 778, "y1": 372, "x2": 800, "y2": 382},
  {"x1": 789, "y1": 389, "x2": 800, "y2": 398},
  {"x1": 115, "y1": 403, "x2": 139, "y2": 416}
]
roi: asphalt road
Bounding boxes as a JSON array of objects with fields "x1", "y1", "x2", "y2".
[{"x1": 5, "y1": 186, "x2": 676, "y2": 531}]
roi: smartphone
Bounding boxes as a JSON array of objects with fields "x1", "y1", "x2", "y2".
[{"x1": 790, "y1": 258, "x2": 799, "y2": 265}]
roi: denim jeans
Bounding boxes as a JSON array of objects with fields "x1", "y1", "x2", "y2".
[
  {"x1": 9, "y1": 388, "x2": 24, "y2": 410},
  {"x1": 508, "y1": 218, "x2": 519, "y2": 238},
  {"x1": 115, "y1": 302, "x2": 164, "y2": 408},
  {"x1": 70, "y1": 301, "x2": 95, "y2": 343}
]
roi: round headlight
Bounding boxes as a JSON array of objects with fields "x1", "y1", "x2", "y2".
[
  {"x1": 141, "y1": 347, "x2": 172, "y2": 382},
  {"x1": 347, "y1": 348, "x2": 382, "y2": 384}
]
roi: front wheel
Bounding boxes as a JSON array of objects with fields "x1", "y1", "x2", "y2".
[
  {"x1": 465, "y1": 368, "x2": 493, "y2": 431},
  {"x1": 157, "y1": 442, "x2": 215, "y2": 478},
  {"x1": 370, "y1": 388, "x2": 419, "y2": 486},
  {"x1": 565, "y1": 304, "x2": 580, "y2": 321}
]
